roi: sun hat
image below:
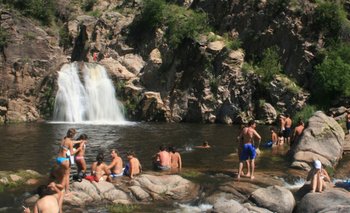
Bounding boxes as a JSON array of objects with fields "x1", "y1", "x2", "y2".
[{"x1": 314, "y1": 160, "x2": 322, "y2": 169}]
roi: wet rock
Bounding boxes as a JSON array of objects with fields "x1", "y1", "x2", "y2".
[
  {"x1": 291, "y1": 111, "x2": 345, "y2": 169},
  {"x1": 297, "y1": 189, "x2": 350, "y2": 213},
  {"x1": 250, "y1": 185, "x2": 295, "y2": 213}
]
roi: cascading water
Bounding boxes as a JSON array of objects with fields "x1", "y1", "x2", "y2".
[{"x1": 53, "y1": 62, "x2": 127, "y2": 124}]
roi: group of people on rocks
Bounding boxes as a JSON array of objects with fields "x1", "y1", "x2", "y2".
[{"x1": 236, "y1": 116, "x2": 332, "y2": 193}]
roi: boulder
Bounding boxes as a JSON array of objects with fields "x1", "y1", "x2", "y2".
[
  {"x1": 297, "y1": 189, "x2": 350, "y2": 213},
  {"x1": 100, "y1": 58, "x2": 136, "y2": 80},
  {"x1": 291, "y1": 111, "x2": 345, "y2": 169},
  {"x1": 118, "y1": 54, "x2": 146, "y2": 75},
  {"x1": 250, "y1": 185, "x2": 295, "y2": 213},
  {"x1": 130, "y1": 174, "x2": 200, "y2": 202},
  {"x1": 138, "y1": 92, "x2": 169, "y2": 122},
  {"x1": 257, "y1": 102, "x2": 277, "y2": 124},
  {"x1": 207, "y1": 40, "x2": 226, "y2": 53}
]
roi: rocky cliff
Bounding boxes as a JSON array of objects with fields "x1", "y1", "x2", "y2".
[{"x1": 0, "y1": 0, "x2": 317, "y2": 124}]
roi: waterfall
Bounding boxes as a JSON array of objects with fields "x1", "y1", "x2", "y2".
[{"x1": 53, "y1": 62, "x2": 127, "y2": 124}]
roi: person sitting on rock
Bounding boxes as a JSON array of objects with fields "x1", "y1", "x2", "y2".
[
  {"x1": 124, "y1": 151, "x2": 142, "y2": 179},
  {"x1": 23, "y1": 182, "x2": 63, "y2": 213},
  {"x1": 85, "y1": 153, "x2": 110, "y2": 182},
  {"x1": 307, "y1": 160, "x2": 331, "y2": 193},
  {"x1": 107, "y1": 149, "x2": 124, "y2": 178},
  {"x1": 153, "y1": 145, "x2": 171, "y2": 171},
  {"x1": 169, "y1": 146, "x2": 182, "y2": 172}
]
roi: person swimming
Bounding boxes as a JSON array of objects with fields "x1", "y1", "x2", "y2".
[{"x1": 194, "y1": 141, "x2": 211, "y2": 149}]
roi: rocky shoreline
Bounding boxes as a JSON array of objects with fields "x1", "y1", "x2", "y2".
[{"x1": 0, "y1": 168, "x2": 347, "y2": 213}]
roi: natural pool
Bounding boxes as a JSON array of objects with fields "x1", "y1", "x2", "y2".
[{"x1": 0, "y1": 122, "x2": 292, "y2": 212}]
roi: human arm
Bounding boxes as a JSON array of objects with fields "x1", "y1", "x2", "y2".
[
  {"x1": 253, "y1": 130, "x2": 262, "y2": 148},
  {"x1": 106, "y1": 160, "x2": 116, "y2": 170},
  {"x1": 129, "y1": 160, "x2": 134, "y2": 178},
  {"x1": 178, "y1": 153, "x2": 182, "y2": 169}
]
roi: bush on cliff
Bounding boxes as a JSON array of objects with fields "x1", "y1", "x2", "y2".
[
  {"x1": 313, "y1": 42, "x2": 350, "y2": 105},
  {"x1": 313, "y1": 1, "x2": 347, "y2": 40},
  {"x1": 130, "y1": 0, "x2": 209, "y2": 48},
  {"x1": 256, "y1": 46, "x2": 281, "y2": 82},
  {"x1": 1, "y1": 0, "x2": 55, "y2": 25}
]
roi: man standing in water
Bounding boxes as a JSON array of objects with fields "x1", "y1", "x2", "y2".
[
  {"x1": 284, "y1": 114, "x2": 293, "y2": 145},
  {"x1": 238, "y1": 120, "x2": 261, "y2": 180}
]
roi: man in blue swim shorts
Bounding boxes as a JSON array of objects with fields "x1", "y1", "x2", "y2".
[{"x1": 238, "y1": 120, "x2": 261, "y2": 180}]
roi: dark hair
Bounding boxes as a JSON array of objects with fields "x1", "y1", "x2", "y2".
[
  {"x1": 285, "y1": 114, "x2": 290, "y2": 118},
  {"x1": 203, "y1": 141, "x2": 209, "y2": 146},
  {"x1": 96, "y1": 153, "x2": 104, "y2": 165},
  {"x1": 37, "y1": 185, "x2": 53, "y2": 198},
  {"x1": 127, "y1": 151, "x2": 135, "y2": 157},
  {"x1": 248, "y1": 120, "x2": 255, "y2": 126},
  {"x1": 112, "y1": 149, "x2": 119, "y2": 155},
  {"x1": 270, "y1": 127, "x2": 275, "y2": 131},
  {"x1": 77, "y1": 134, "x2": 88, "y2": 140},
  {"x1": 66, "y1": 128, "x2": 77, "y2": 138},
  {"x1": 159, "y1": 144, "x2": 166, "y2": 151},
  {"x1": 168, "y1": 146, "x2": 176, "y2": 153}
]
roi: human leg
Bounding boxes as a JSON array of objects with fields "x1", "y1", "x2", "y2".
[
  {"x1": 245, "y1": 160, "x2": 251, "y2": 177},
  {"x1": 250, "y1": 159, "x2": 255, "y2": 179},
  {"x1": 238, "y1": 161, "x2": 243, "y2": 179}
]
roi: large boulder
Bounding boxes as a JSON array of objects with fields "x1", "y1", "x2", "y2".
[
  {"x1": 130, "y1": 174, "x2": 200, "y2": 202},
  {"x1": 297, "y1": 189, "x2": 350, "y2": 213},
  {"x1": 291, "y1": 111, "x2": 345, "y2": 170},
  {"x1": 250, "y1": 185, "x2": 295, "y2": 213}
]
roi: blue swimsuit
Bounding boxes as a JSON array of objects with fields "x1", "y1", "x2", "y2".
[{"x1": 240, "y1": 143, "x2": 256, "y2": 161}]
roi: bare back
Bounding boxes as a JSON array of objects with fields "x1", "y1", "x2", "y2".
[
  {"x1": 35, "y1": 195, "x2": 60, "y2": 213},
  {"x1": 170, "y1": 152, "x2": 182, "y2": 168},
  {"x1": 130, "y1": 157, "x2": 141, "y2": 176}
]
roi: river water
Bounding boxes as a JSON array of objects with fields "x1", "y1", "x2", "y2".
[{"x1": 0, "y1": 122, "x2": 289, "y2": 211}]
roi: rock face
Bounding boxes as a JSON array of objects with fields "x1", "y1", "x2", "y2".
[
  {"x1": 0, "y1": 8, "x2": 66, "y2": 123},
  {"x1": 297, "y1": 189, "x2": 350, "y2": 213},
  {"x1": 250, "y1": 185, "x2": 295, "y2": 213},
  {"x1": 291, "y1": 111, "x2": 345, "y2": 170},
  {"x1": 0, "y1": 1, "x2": 313, "y2": 124}
]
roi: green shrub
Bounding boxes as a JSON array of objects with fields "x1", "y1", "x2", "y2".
[
  {"x1": 313, "y1": 43, "x2": 350, "y2": 104},
  {"x1": 59, "y1": 25, "x2": 72, "y2": 50},
  {"x1": 2, "y1": 0, "x2": 55, "y2": 25},
  {"x1": 82, "y1": 0, "x2": 97, "y2": 11},
  {"x1": 256, "y1": 46, "x2": 281, "y2": 82},
  {"x1": 130, "y1": 0, "x2": 209, "y2": 48},
  {"x1": 313, "y1": 1, "x2": 347, "y2": 40},
  {"x1": 292, "y1": 104, "x2": 316, "y2": 124},
  {"x1": 164, "y1": 4, "x2": 209, "y2": 48}
]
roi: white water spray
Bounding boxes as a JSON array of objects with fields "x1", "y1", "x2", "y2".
[{"x1": 53, "y1": 62, "x2": 127, "y2": 124}]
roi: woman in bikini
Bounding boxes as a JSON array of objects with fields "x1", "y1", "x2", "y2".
[
  {"x1": 56, "y1": 128, "x2": 84, "y2": 193},
  {"x1": 74, "y1": 134, "x2": 88, "y2": 178},
  {"x1": 85, "y1": 153, "x2": 110, "y2": 182}
]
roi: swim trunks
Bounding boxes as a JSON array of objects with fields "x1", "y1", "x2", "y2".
[
  {"x1": 283, "y1": 128, "x2": 292, "y2": 138},
  {"x1": 240, "y1": 143, "x2": 256, "y2": 161}
]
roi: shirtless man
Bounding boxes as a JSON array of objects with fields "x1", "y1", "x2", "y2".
[
  {"x1": 108, "y1": 149, "x2": 124, "y2": 178},
  {"x1": 278, "y1": 114, "x2": 286, "y2": 134},
  {"x1": 23, "y1": 182, "x2": 63, "y2": 213},
  {"x1": 169, "y1": 146, "x2": 182, "y2": 172},
  {"x1": 238, "y1": 120, "x2": 261, "y2": 180},
  {"x1": 125, "y1": 151, "x2": 142, "y2": 179},
  {"x1": 291, "y1": 119, "x2": 304, "y2": 147},
  {"x1": 284, "y1": 114, "x2": 293, "y2": 145},
  {"x1": 153, "y1": 145, "x2": 171, "y2": 170}
]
